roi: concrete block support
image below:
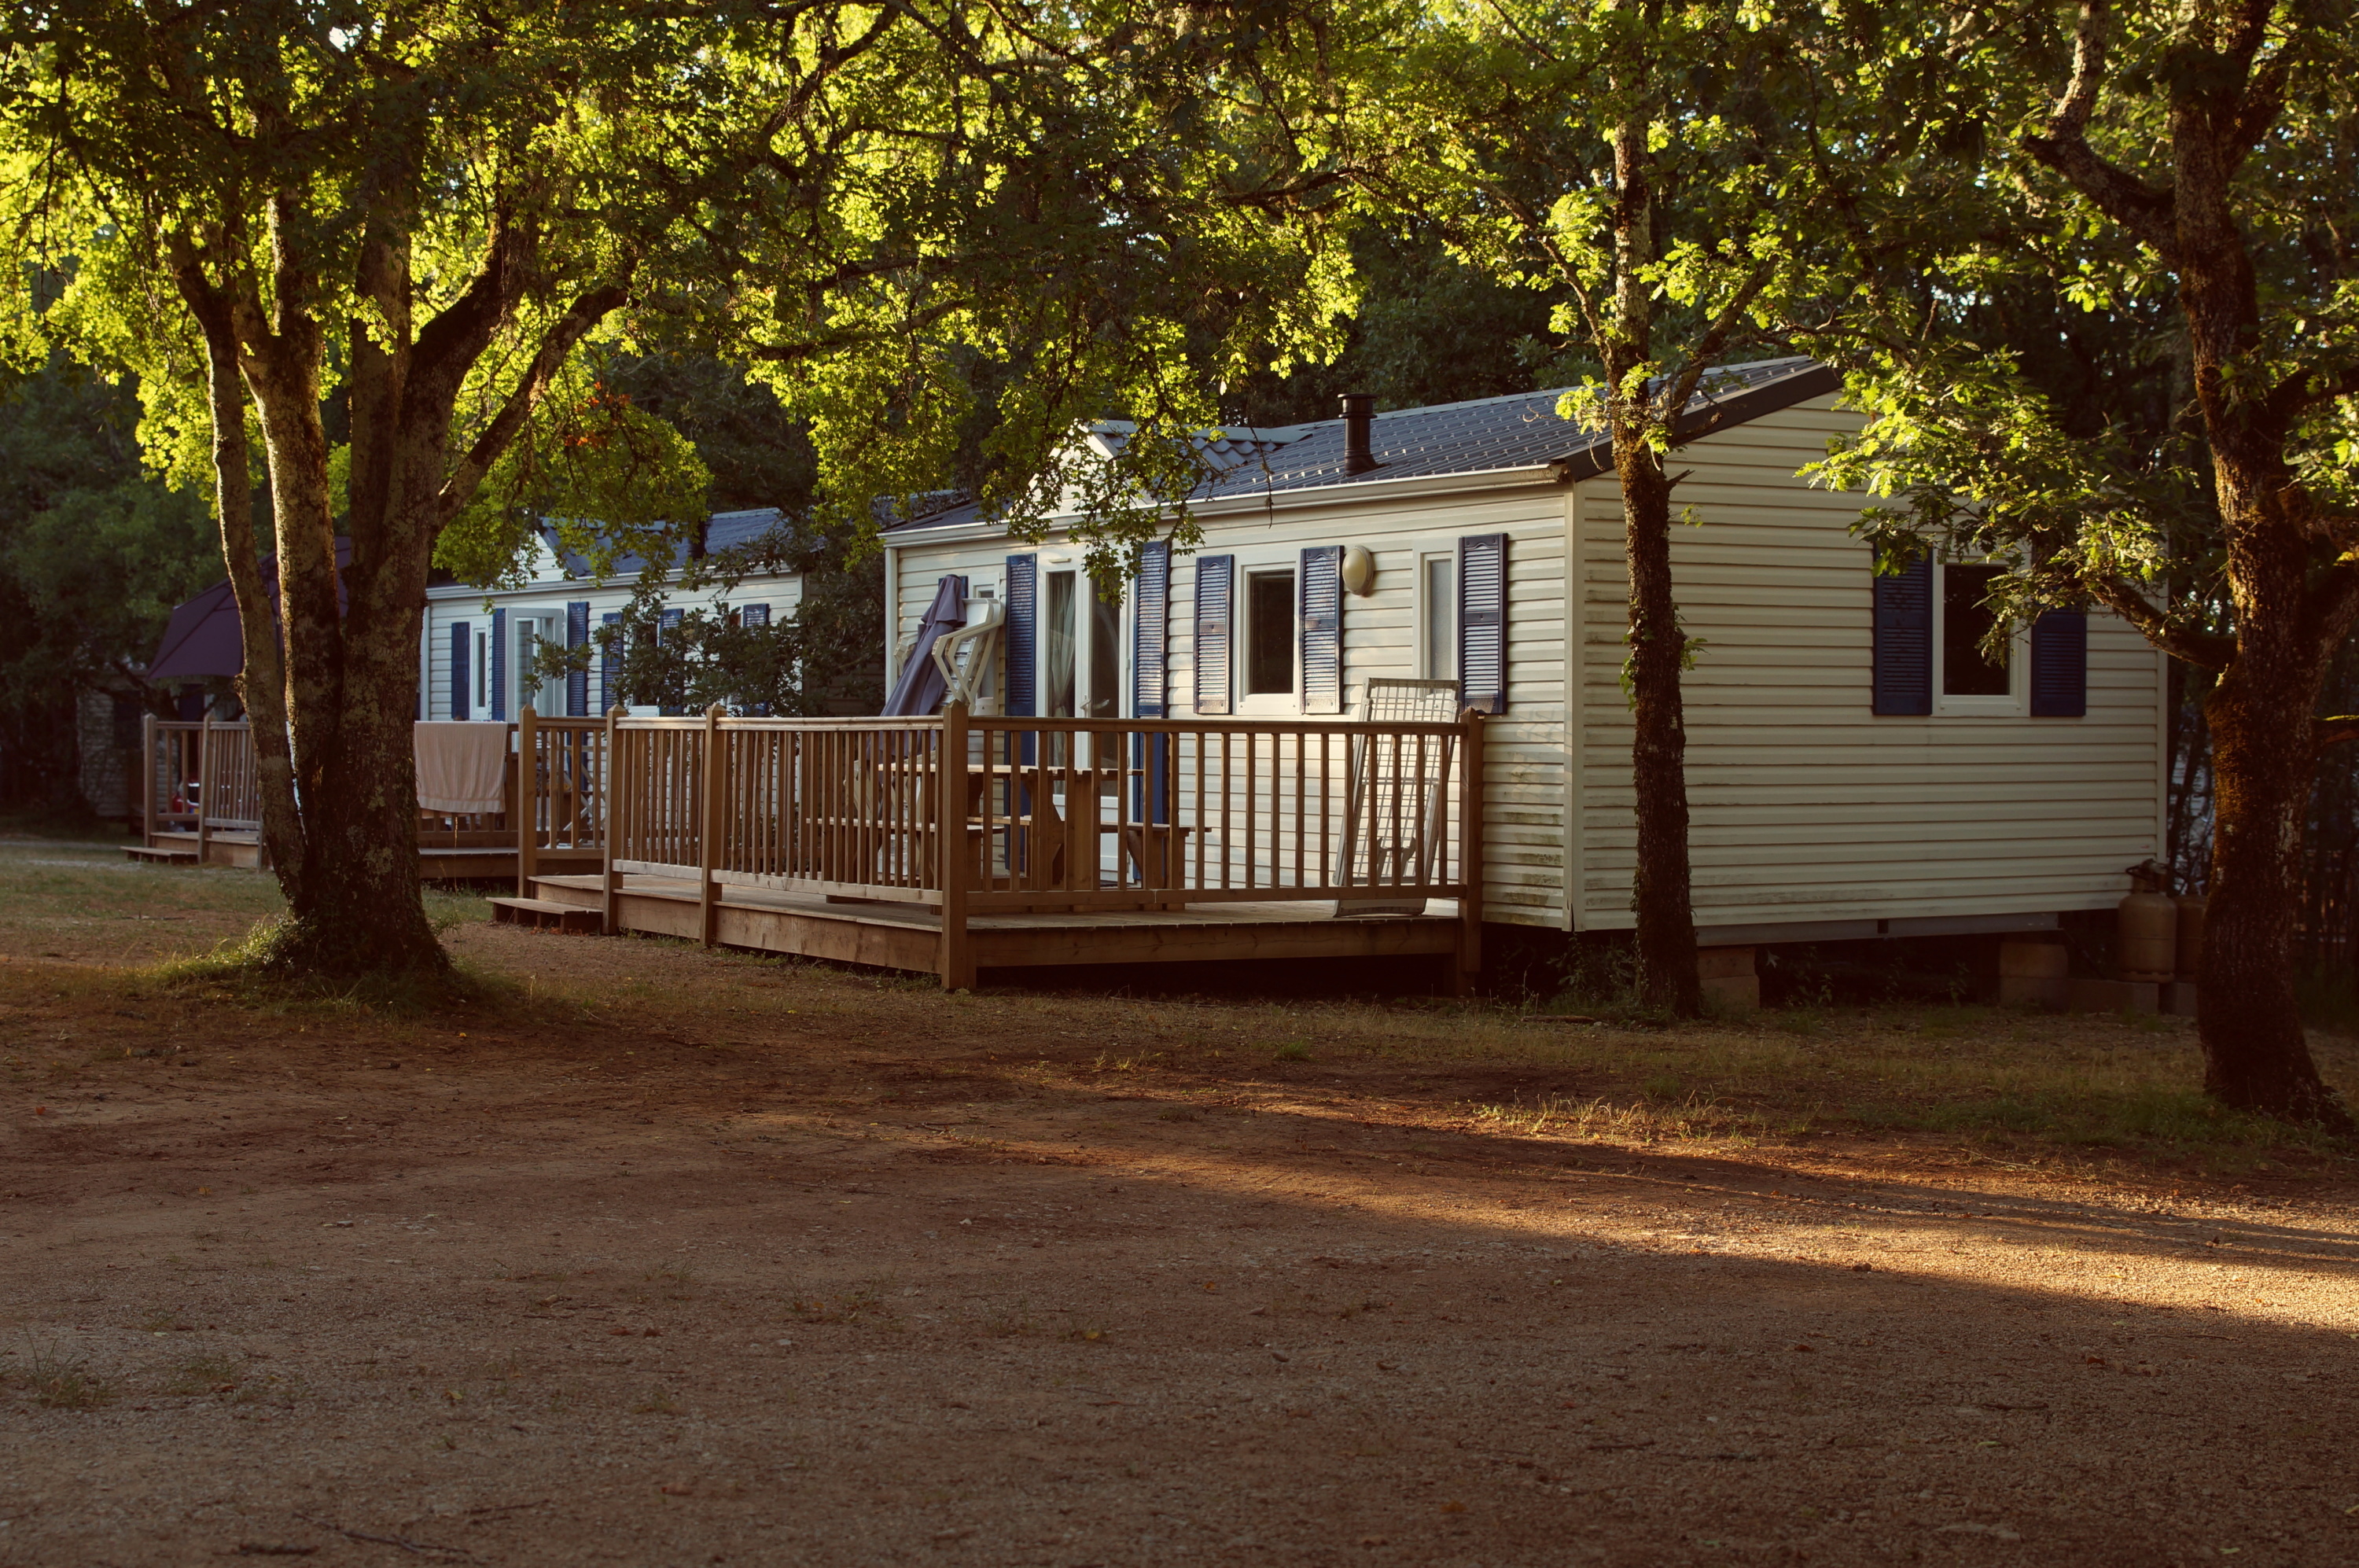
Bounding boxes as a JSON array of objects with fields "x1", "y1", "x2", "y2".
[
  {"x1": 1698, "y1": 946, "x2": 1758, "y2": 1010},
  {"x1": 1998, "y1": 939, "x2": 2069, "y2": 1008}
]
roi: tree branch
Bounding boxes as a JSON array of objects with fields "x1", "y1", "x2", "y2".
[
  {"x1": 1662, "y1": 258, "x2": 1778, "y2": 424},
  {"x1": 2318, "y1": 716, "x2": 2359, "y2": 749},
  {"x1": 2019, "y1": 0, "x2": 2177, "y2": 256},
  {"x1": 2085, "y1": 574, "x2": 2236, "y2": 670},
  {"x1": 432, "y1": 281, "x2": 631, "y2": 530}
]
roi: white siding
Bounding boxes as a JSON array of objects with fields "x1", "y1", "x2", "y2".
[
  {"x1": 885, "y1": 391, "x2": 2167, "y2": 937},
  {"x1": 1573, "y1": 396, "x2": 2163, "y2": 933},
  {"x1": 421, "y1": 561, "x2": 802, "y2": 721}
]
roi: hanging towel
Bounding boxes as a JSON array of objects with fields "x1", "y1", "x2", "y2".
[{"x1": 414, "y1": 722, "x2": 510, "y2": 814}]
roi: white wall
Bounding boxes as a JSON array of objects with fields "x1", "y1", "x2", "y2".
[
  {"x1": 884, "y1": 394, "x2": 2166, "y2": 936},
  {"x1": 421, "y1": 558, "x2": 802, "y2": 721},
  {"x1": 1572, "y1": 396, "x2": 2164, "y2": 936}
]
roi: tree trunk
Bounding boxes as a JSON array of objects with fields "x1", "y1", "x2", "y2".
[
  {"x1": 1605, "y1": 100, "x2": 1702, "y2": 1017},
  {"x1": 233, "y1": 289, "x2": 446, "y2": 979},
  {"x1": 1617, "y1": 433, "x2": 1701, "y2": 1014},
  {"x1": 2200, "y1": 651, "x2": 2346, "y2": 1124}
]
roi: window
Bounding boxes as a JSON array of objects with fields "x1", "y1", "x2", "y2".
[
  {"x1": 1941, "y1": 564, "x2": 2009, "y2": 696},
  {"x1": 474, "y1": 631, "x2": 487, "y2": 711},
  {"x1": 1422, "y1": 554, "x2": 1456, "y2": 680},
  {"x1": 1043, "y1": 569, "x2": 1078, "y2": 717},
  {"x1": 1088, "y1": 586, "x2": 1120, "y2": 719},
  {"x1": 1934, "y1": 561, "x2": 2024, "y2": 713},
  {"x1": 517, "y1": 615, "x2": 566, "y2": 717},
  {"x1": 1245, "y1": 568, "x2": 1296, "y2": 697}
]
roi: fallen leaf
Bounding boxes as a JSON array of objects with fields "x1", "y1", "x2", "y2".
[{"x1": 1439, "y1": 1500, "x2": 1467, "y2": 1514}]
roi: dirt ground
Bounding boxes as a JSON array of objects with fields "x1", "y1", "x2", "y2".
[{"x1": 4, "y1": 856, "x2": 2357, "y2": 1566}]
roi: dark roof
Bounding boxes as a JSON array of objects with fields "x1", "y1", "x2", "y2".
[
  {"x1": 703, "y1": 506, "x2": 787, "y2": 554},
  {"x1": 539, "y1": 506, "x2": 790, "y2": 581},
  {"x1": 885, "y1": 357, "x2": 1837, "y2": 536}
]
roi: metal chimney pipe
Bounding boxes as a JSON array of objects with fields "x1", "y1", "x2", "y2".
[{"x1": 1340, "y1": 393, "x2": 1378, "y2": 474}]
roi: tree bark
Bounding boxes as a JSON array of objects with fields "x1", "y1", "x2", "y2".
[
  {"x1": 2201, "y1": 660, "x2": 2343, "y2": 1121},
  {"x1": 175, "y1": 251, "x2": 306, "y2": 896},
  {"x1": 239, "y1": 302, "x2": 446, "y2": 977},
  {"x1": 1605, "y1": 105, "x2": 1702, "y2": 1017},
  {"x1": 2022, "y1": 0, "x2": 2354, "y2": 1125}
]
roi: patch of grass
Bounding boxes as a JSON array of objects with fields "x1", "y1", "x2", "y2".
[
  {"x1": 6, "y1": 1337, "x2": 116, "y2": 1410},
  {"x1": 1271, "y1": 1041, "x2": 1312, "y2": 1062}
]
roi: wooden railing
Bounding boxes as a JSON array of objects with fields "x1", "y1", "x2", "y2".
[
  {"x1": 140, "y1": 710, "x2": 610, "y2": 883},
  {"x1": 515, "y1": 707, "x2": 609, "y2": 891},
  {"x1": 601, "y1": 703, "x2": 1485, "y2": 984},
  {"x1": 142, "y1": 717, "x2": 261, "y2": 862}
]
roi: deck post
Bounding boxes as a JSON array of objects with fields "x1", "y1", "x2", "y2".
[
  {"x1": 938, "y1": 701, "x2": 973, "y2": 989},
  {"x1": 1455, "y1": 709, "x2": 1485, "y2": 995},
  {"x1": 140, "y1": 712, "x2": 156, "y2": 848},
  {"x1": 516, "y1": 705, "x2": 538, "y2": 897},
  {"x1": 602, "y1": 706, "x2": 625, "y2": 936},
  {"x1": 194, "y1": 713, "x2": 215, "y2": 867},
  {"x1": 698, "y1": 703, "x2": 725, "y2": 948}
]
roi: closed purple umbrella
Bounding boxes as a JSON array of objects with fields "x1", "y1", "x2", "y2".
[{"x1": 883, "y1": 574, "x2": 969, "y2": 716}]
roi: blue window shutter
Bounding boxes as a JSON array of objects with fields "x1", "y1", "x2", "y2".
[
  {"x1": 1133, "y1": 540, "x2": 1169, "y2": 719},
  {"x1": 599, "y1": 612, "x2": 621, "y2": 713},
  {"x1": 742, "y1": 602, "x2": 770, "y2": 628},
  {"x1": 1871, "y1": 557, "x2": 1934, "y2": 716},
  {"x1": 489, "y1": 608, "x2": 507, "y2": 720},
  {"x1": 1300, "y1": 545, "x2": 1343, "y2": 715},
  {"x1": 1003, "y1": 554, "x2": 1038, "y2": 717},
  {"x1": 1457, "y1": 534, "x2": 1507, "y2": 715},
  {"x1": 2030, "y1": 609, "x2": 2088, "y2": 717},
  {"x1": 449, "y1": 622, "x2": 469, "y2": 720},
  {"x1": 566, "y1": 602, "x2": 590, "y2": 716},
  {"x1": 1194, "y1": 554, "x2": 1234, "y2": 716}
]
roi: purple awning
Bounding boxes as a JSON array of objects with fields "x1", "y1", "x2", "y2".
[{"x1": 146, "y1": 539, "x2": 355, "y2": 682}]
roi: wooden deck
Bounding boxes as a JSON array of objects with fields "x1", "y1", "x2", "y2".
[
  {"x1": 514, "y1": 871, "x2": 1462, "y2": 977},
  {"x1": 133, "y1": 711, "x2": 608, "y2": 886}
]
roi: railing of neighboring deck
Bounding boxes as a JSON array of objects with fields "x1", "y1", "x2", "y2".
[
  {"x1": 513, "y1": 707, "x2": 609, "y2": 891},
  {"x1": 142, "y1": 717, "x2": 262, "y2": 861},
  {"x1": 599, "y1": 704, "x2": 1485, "y2": 986}
]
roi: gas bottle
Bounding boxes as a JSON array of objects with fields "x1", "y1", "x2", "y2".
[
  {"x1": 2117, "y1": 861, "x2": 2177, "y2": 982},
  {"x1": 2174, "y1": 895, "x2": 2206, "y2": 980}
]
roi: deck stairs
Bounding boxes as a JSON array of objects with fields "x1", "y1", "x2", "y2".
[{"x1": 489, "y1": 896, "x2": 605, "y2": 933}]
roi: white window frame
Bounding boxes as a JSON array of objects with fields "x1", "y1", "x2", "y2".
[
  {"x1": 474, "y1": 630, "x2": 488, "y2": 716},
  {"x1": 1235, "y1": 558, "x2": 1301, "y2": 716},
  {"x1": 1416, "y1": 548, "x2": 1456, "y2": 683},
  {"x1": 1932, "y1": 558, "x2": 2029, "y2": 716},
  {"x1": 514, "y1": 609, "x2": 569, "y2": 719},
  {"x1": 1033, "y1": 556, "x2": 1126, "y2": 722}
]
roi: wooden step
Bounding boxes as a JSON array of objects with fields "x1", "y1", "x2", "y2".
[
  {"x1": 523, "y1": 878, "x2": 605, "y2": 911},
  {"x1": 123, "y1": 845, "x2": 200, "y2": 865},
  {"x1": 489, "y1": 896, "x2": 602, "y2": 933}
]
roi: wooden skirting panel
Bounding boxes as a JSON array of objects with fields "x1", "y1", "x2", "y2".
[
  {"x1": 970, "y1": 917, "x2": 1453, "y2": 969},
  {"x1": 532, "y1": 872, "x2": 1455, "y2": 977}
]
